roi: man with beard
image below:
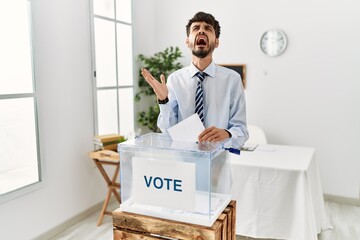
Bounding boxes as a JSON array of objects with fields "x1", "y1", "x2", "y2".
[{"x1": 141, "y1": 11, "x2": 248, "y2": 148}]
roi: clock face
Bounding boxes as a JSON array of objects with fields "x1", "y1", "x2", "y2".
[{"x1": 260, "y1": 29, "x2": 287, "y2": 57}]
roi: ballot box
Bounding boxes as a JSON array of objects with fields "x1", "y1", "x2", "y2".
[{"x1": 118, "y1": 133, "x2": 232, "y2": 227}]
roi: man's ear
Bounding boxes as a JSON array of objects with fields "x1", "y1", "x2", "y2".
[
  {"x1": 215, "y1": 38, "x2": 219, "y2": 48},
  {"x1": 186, "y1": 37, "x2": 190, "y2": 47}
]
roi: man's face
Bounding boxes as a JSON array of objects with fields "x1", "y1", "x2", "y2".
[{"x1": 186, "y1": 21, "x2": 219, "y2": 58}]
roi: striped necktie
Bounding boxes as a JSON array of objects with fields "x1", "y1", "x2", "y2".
[{"x1": 195, "y1": 72, "x2": 206, "y2": 123}]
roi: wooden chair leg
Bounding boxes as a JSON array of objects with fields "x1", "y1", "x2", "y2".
[
  {"x1": 111, "y1": 187, "x2": 121, "y2": 203},
  {"x1": 97, "y1": 188, "x2": 112, "y2": 226},
  {"x1": 111, "y1": 164, "x2": 121, "y2": 203},
  {"x1": 92, "y1": 157, "x2": 121, "y2": 226}
]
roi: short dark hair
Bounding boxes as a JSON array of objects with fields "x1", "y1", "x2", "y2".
[{"x1": 186, "y1": 12, "x2": 221, "y2": 38}]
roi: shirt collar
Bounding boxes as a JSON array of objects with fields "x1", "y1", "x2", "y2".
[{"x1": 190, "y1": 61, "x2": 216, "y2": 78}]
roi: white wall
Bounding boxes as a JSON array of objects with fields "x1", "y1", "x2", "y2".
[
  {"x1": 134, "y1": 0, "x2": 360, "y2": 199},
  {"x1": 0, "y1": 0, "x2": 106, "y2": 239},
  {"x1": 132, "y1": 0, "x2": 156, "y2": 132}
]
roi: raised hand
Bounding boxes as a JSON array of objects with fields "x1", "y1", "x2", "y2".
[{"x1": 141, "y1": 68, "x2": 168, "y2": 100}]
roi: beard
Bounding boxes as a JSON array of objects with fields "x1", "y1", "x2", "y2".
[{"x1": 191, "y1": 42, "x2": 216, "y2": 58}]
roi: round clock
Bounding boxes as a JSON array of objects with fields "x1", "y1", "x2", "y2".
[{"x1": 260, "y1": 29, "x2": 287, "y2": 57}]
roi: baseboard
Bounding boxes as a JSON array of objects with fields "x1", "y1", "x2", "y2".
[
  {"x1": 324, "y1": 194, "x2": 360, "y2": 206},
  {"x1": 34, "y1": 197, "x2": 116, "y2": 240}
]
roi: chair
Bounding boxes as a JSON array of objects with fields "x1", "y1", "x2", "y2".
[{"x1": 246, "y1": 125, "x2": 267, "y2": 144}]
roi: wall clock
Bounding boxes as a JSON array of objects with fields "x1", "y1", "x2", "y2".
[{"x1": 260, "y1": 29, "x2": 287, "y2": 57}]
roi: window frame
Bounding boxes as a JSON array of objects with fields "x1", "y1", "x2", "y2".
[
  {"x1": 89, "y1": 0, "x2": 135, "y2": 138},
  {"x1": 0, "y1": 0, "x2": 43, "y2": 204}
]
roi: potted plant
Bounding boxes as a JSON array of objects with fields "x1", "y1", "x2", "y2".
[{"x1": 135, "y1": 46, "x2": 183, "y2": 132}]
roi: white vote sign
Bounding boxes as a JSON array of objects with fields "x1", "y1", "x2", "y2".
[{"x1": 132, "y1": 157, "x2": 196, "y2": 211}]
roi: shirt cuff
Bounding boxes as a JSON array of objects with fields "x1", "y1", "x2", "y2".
[{"x1": 225, "y1": 129, "x2": 232, "y2": 138}]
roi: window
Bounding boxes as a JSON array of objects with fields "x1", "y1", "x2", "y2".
[
  {"x1": 0, "y1": 0, "x2": 42, "y2": 201},
  {"x1": 90, "y1": 0, "x2": 135, "y2": 137}
]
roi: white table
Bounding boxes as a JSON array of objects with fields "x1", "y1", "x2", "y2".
[{"x1": 230, "y1": 144, "x2": 328, "y2": 240}]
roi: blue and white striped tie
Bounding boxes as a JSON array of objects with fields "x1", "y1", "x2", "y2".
[{"x1": 195, "y1": 72, "x2": 206, "y2": 123}]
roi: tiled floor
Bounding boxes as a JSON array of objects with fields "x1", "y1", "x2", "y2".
[{"x1": 46, "y1": 200, "x2": 360, "y2": 240}]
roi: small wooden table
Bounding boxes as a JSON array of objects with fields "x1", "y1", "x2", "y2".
[{"x1": 89, "y1": 150, "x2": 121, "y2": 226}]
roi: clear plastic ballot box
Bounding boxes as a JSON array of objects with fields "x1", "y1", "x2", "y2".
[{"x1": 118, "y1": 133, "x2": 232, "y2": 227}]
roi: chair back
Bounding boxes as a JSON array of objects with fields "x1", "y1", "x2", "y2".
[{"x1": 247, "y1": 125, "x2": 267, "y2": 144}]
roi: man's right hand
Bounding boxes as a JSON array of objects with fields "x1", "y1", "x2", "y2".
[{"x1": 141, "y1": 68, "x2": 168, "y2": 100}]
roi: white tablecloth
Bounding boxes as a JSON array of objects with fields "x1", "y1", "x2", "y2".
[{"x1": 230, "y1": 144, "x2": 328, "y2": 240}]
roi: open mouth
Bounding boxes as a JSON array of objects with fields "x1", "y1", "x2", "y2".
[{"x1": 196, "y1": 36, "x2": 208, "y2": 46}]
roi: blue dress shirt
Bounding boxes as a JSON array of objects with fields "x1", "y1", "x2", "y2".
[{"x1": 158, "y1": 61, "x2": 248, "y2": 148}]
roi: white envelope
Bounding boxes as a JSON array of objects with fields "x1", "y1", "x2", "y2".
[{"x1": 167, "y1": 114, "x2": 205, "y2": 143}]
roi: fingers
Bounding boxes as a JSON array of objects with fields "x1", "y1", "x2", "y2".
[
  {"x1": 198, "y1": 127, "x2": 229, "y2": 143},
  {"x1": 198, "y1": 126, "x2": 215, "y2": 140},
  {"x1": 141, "y1": 68, "x2": 155, "y2": 86},
  {"x1": 141, "y1": 68, "x2": 166, "y2": 86},
  {"x1": 141, "y1": 68, "x2": 168, "y2": 100},
  {"x1": 160, "y1": 74, "x2": 166, "y2": 85}
]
